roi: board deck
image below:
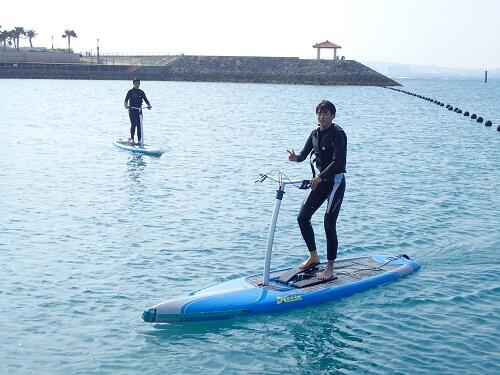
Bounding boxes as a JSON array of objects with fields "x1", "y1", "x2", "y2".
[
  {"x1": 113, "y1": 139, "x2": 163, "y2": 156},
  {"x1": 277, "y1": 262, "x2": 320, "y2": 283}
]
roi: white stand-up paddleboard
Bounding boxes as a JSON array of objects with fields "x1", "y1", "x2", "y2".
[
  {"x1": 113, "y1": 139, "x2": 163, "y2": 156},
  {"x1": 114, "y1": 107, "x2": 163, "y2": 157}
]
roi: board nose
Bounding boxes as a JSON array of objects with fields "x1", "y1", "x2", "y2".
[{"x1": 142, "y1": 308, "x2": 157, "y2": 322}]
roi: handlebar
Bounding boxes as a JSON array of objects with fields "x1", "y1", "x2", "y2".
[{"x1": 256, "y1": 171, "x2": 310, "y2": 190}]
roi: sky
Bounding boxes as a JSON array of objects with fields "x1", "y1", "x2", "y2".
[{"x1": 2, "y1": 0, "x2": 499, "y2": 70}]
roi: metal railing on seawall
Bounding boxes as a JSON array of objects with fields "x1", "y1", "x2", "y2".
[{"x1": 80, "y1": 53, "x2": 179, "y2": 67}]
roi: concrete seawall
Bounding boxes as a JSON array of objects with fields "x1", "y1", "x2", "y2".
[
  {"x1": 0, "y1": 50, "x2": 80, "y2": 64},
  {"x1": 0, "y1": 54, "x2": 399, "y2": 86}
]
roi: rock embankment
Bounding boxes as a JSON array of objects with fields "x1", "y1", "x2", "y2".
[
  {"x1": 0, "y1": 53, "x2": 399, "y2": 86},
  {"x1": 160, "y1": 55, "x2": 399, "y2": 86}
]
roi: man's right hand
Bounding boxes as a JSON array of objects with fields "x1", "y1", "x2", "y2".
[{"x1": 287, "y1": 149, "x2": 298, "y2": 161}]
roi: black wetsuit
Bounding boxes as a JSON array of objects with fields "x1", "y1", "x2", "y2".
[
  {"x1": 124, "y1": 88, "x2": 151, "y2": 142},
  {"x1": 295, "y1": 123, "x2": 347, "y2": 260}
]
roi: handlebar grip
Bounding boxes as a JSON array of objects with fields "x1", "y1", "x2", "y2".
[{"x1": 299, "y1": 180, "x2": 311, "y2": 189}]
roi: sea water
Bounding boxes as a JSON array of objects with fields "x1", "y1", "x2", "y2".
[{"x1": 1, "y1": 78, "x2": 499, "y2": 374}]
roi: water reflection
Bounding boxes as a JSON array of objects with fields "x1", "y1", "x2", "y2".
[
  {"x1": 140, "y1": 306, "x2": 373, "y2": 373},
  {"x1": 127, "y1": 154, "x2": 147, "y2": 182},
  {"x1": 286, "y1": 308, "x2": 368, "y2": 373},
  {"x1": 141, "y1": 318, "x2": 244, "y2": 343}
]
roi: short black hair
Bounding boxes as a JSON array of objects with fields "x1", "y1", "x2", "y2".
[
  {"x1": 133, "y1": 78, "x2": 140, "y2": 83},
  {"x1": 316, "y1": 100, "x2": 336, "y2": 114}
]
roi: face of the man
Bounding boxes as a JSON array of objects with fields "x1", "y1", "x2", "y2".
[
  {"x1": 317, "y1": 110, "x2": 334, "y2": 129},
  {"x1": 133, "y1": 81, "x2": 140, "y2": 89}
]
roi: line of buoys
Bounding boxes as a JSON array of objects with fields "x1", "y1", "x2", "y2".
[{"x1": 385, "y1": 86, "x2": 497, "y2": 132}]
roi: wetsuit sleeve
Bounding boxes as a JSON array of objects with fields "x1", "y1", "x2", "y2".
[
  {"x1": 141, "y1": 90, "x2": 151, "y2": 106},
  {"x1": 124, "y1": 89, "x2": 131, "y2": 105},
  {"x1": 318, "y1": 131, "x2": 347, "y2": 179},
  {"x1": 295, "y1": 132, "x2": 314, "y2": 162}
]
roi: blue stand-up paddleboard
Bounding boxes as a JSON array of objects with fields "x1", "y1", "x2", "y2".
[
  {"x1": 114, "y1": 107, "x2": 163, "y2": 157},
  {"x1": 143, "y1": 172, "x2": 421, "y2": 323}
]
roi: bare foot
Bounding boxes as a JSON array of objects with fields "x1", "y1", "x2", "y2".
[
  {"x1": 299, "y1": 256, "x2": 320, "y2": 269},
  {"x1": 318, "y1": 268, "x2": 335, "y2": 281}
]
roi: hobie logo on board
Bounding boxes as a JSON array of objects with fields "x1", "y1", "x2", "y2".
[{"x1": 277, "y1": 295, "x2": 302, "y2": 304}]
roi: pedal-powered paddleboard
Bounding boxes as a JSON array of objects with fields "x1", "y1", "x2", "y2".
[
  {"x1": 143, "y1": 254, "x2": 420, "y2": 323},
  {"x1": 113, "y1": 139, "x2": 163, "y2": 157},
  {"x1": 143, "y1": 172, "x2": 421, "y2": 323}
]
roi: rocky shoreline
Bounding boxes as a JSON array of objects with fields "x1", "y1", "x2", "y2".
[{"x1": 0, "y1": 54, "x2": 399, "y2": 86}]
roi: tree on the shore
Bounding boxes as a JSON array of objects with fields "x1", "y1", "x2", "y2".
[
  {"x1": 8, "y1": 31, "x2": 15, "y2": 48},
  {"x1": 12, "y1": 26, "x2": 26, "y2": 51},
  {"x1": 0, "y1": 26, "x2": 7, "y2": 51},
  {"x1": 7, "y1": 30, "x2": 14, "y2": 48},
  {"x1": 62, "y1": 29, "x2": 77, "y2": 52},
  {"x1": 26, "y1": 29, "x2": 37, "y2": 47},
  {"x1": 0, "y1": 30, "x2": 7, "y2": 51}
]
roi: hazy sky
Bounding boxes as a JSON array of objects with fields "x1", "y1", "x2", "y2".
[{"x1": 2, "y1": 0, "x2": 499, "y2": 69}]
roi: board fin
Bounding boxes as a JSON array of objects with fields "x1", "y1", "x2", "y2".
[{"x1": 278, "y1": 262, "x2": 319, "y2": 283}]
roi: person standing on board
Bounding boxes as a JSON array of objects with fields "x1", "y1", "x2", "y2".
[
  {"x1": 124, "y1": 78, "x2": 152, "y2": 145},
  {"x1": 287, "y1": 100, "x2": 347, "y2": 281}
]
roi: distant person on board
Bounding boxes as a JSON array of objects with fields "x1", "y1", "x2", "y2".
[
  {"x1": 287, "y1": 100, "x2": 347, "y2": 281},
  {"x1": 124, "y1": 78, "x2": 152, "y2": 145}
]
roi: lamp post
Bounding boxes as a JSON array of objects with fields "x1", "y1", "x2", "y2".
[
  {"x1": 51, "y1": 35, "x2": 54, "y2": 51},
  {"x1": 97, "y1": 38, "x2": 100, "y2": 64}
]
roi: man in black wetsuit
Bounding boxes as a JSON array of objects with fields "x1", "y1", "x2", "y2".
[
  {"x1": 288, "y1": 100, "x2": 347, "y2": 280},
  {"x1": 124, "y1": 78, "x2": 152, "y2": 145}
]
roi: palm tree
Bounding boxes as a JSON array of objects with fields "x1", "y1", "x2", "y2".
[
  {"x1": 0, "y1": 26, "x2": 4, "y2": 51},
  {"x1": 7, "y1": 30, "x2": 14, "y2": 49},
  {"x1": 12, "y1": 26, "x2": 25, "y2": 51},
  {"x1": 62, "y1": 29, "x2": 77, "y2": 52},
  {"x1": 0, "y1": 30, "x2": 8, "y2": 51},
  {"x1": 26, "y1": 29, "x2": 37, "y2": 48}
]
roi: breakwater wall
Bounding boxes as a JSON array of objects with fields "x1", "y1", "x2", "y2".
[
  {"x1": 0, "y1": 55, "x2": 399, "y2": 86},
  {"x1": 0, "y1": 51, "x2": 80, "y2": 63}
]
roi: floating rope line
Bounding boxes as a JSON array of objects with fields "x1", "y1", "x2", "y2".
[{"x1": 385, "y1": 86, "x2": 499, "y2": 132}]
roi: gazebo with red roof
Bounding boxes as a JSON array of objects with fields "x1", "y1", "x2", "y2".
[{"x1": 313, "y1": 40, "x2": 342, "y2": 60}]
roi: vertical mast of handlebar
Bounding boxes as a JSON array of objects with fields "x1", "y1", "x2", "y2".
[{"x1": 262, "y1": 175, "x2": 285, "y2": 285}]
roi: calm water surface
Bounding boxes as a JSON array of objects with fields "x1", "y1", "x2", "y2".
[{"x1": 1, "y1": 78, "x2": 499, "y2": 374}]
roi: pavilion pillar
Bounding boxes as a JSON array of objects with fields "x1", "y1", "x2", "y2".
[{"x1": 317, "y1": 48, "x2": 321, "y2": 60}]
